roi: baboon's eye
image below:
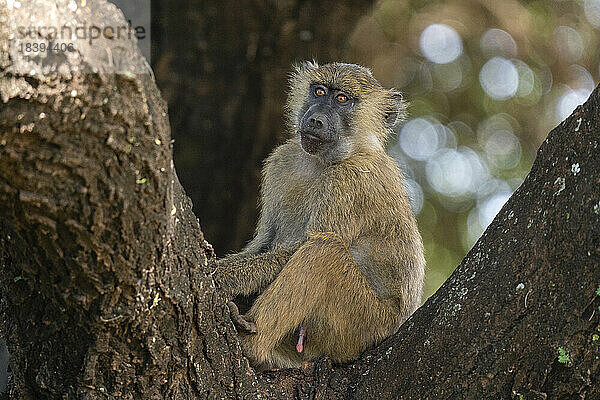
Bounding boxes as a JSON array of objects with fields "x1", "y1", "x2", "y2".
[
  {"x1": 336, "y1": 93, "x2": 348, "y2": 103},
  {"x1": 315, "y1": 87, "x2": 326, "y2": 96}
]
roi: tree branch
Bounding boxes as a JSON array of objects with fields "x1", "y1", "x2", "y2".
[{"x1": 0, "y1": 0, "x2": 598, "y2": 399}]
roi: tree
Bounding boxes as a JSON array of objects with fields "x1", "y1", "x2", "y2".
[{"x1": 1, "y1": 1, "x2": 599, "y2": 398}]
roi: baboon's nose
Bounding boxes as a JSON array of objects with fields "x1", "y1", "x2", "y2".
[
  {"x1": 309, "y1": 116, "x2": 323, "y2": 128},
  {"x1": 306, "y1": 113, "x2": 328, "y2": 132}
]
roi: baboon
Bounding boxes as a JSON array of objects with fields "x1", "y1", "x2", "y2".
[{"x1": 215, "y1": 61, "x2": 425, "y2": 370}]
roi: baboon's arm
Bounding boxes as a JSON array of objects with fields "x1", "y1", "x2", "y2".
[{"x1": 214, "y1": 247, "x2": 295, "y2": 296}]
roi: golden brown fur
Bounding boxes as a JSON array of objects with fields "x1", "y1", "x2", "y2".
[{"x1": 215, "y1": 61, "x2": 424, "y2": 369}]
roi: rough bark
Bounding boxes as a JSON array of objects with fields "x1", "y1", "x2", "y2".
[
  {"x1": 1, "y1": 1, "x2": 599, "y2": 399},
  {"x1": 0, "y1": 1, "x2": 254, "y2": 398}
]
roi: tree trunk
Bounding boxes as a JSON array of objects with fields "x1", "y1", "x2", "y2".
[{"x1": 1, "y1": 1, "x2": 599, "y2": 399}]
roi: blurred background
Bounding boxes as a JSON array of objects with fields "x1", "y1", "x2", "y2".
[{"x1": 151, "y1": 0, "x2": 599, "y2": 299}]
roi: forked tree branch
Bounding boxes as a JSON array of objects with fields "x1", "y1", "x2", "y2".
[{"x1": 0, "y1": 1, "x2": 599, "y2": 399}]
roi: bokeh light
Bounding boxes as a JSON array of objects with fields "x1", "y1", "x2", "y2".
[
  {"x1": 431, "y1": 61, "x2": 463, "y2": 92},
  {"x1": 426, "y1": 148, "x2": 473, "y2": 197},
  {"x1": 478, "y1": 189, "x2": 512, "y2": 230},
  {"x1": 479, "y1": 57, "x2": 519, "y2": 100},
  {"x1": 513, "y1": 60, "x2": 535, "y2": 98},
  {"x1": 483, "y1": 130, "x2": 522, "y2": 170},
  {"x1": 404, "y1": 178, "x2": 424, "y2": 215},
  {"x1": 399, "y1": 118, "x2": 441, "y2": 160},
  {"x1": 567, "y1": 64, "x2": 595, "y2": 93},
  {"x1": 419, "y1": 24, "x2": 463, "y2": 64},
  {"x1": 480, "y1": 29, "x2": 517, "y2": 58},
  {"x1": 348, "y1": 0, "x2": 599, "y2": 298},
  {"x1": 553, "y1": 26, "x2": 584, "y2": 62},
  {"x1": 556, "y1": 86, "x2": 592, "y2": 124},
  {"x1": 465, "y1": 180, "x2": 512, "y2": 248},
  {"x1": 584, "y1": 0, "x2": 600, "y2": 28}
]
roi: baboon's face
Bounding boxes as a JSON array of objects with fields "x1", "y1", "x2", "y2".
[
  {"x1": 297, "y1": 83, "x2": 355, "y2": 158},
  {"x1": 288, "y1": 62, "x2": 404, "y2": 163}
]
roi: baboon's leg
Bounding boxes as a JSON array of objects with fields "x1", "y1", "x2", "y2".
[{"x1": 244, "y1": 232, "x2": 399, "y2": 369}]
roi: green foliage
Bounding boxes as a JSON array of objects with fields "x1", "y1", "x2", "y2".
[{"x1": 557, "y1": 347, "x2": 570, "y2": 364}]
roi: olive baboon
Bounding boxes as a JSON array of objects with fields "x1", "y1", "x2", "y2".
[{"x1": 215, "y1": 61, "x2": 425, "y2": 369}]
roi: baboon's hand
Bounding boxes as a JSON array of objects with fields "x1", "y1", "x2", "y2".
[{"x1": 228, "y1": 301, "x2": 257, "y2": 334}]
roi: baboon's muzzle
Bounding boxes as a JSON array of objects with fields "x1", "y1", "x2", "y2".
[{"x1": 299, "y1": 111, "x2": 333, "y2": 155}]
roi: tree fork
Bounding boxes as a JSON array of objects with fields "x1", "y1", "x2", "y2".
[{"x1": 0, "y1": 1, "x2": 599, "y2": 399}]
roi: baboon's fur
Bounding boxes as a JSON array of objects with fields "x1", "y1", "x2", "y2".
[{"x1": 215, "y1": 61, "x2": 424, "y2": 369}]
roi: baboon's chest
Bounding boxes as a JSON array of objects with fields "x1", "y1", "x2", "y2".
[{"x1": 272, "y1": 177, "x2": 318, "y2": 246}]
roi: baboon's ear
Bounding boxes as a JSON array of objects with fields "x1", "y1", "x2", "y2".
[{"x1": 385, "y1": 91, "x2": 405, "y2": 128}]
